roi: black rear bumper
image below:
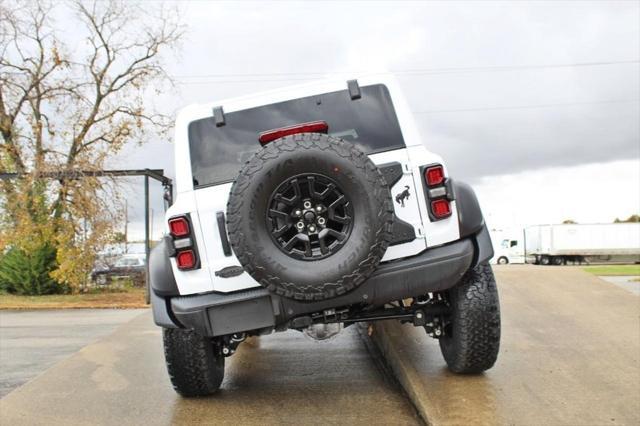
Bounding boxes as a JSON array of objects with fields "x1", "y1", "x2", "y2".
[{"x1": 163, "y1": 225, "x2": 492, "y2": 337}]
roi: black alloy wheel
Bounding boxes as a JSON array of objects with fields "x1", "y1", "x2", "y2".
[{"x1": 267, "y1": 173, "x2": 353, "y2": 260}]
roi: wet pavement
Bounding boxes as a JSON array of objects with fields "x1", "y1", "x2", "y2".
[
  {"x1": 372, "y1": 265, "x2": 640, "y2": 426},
  {"x1": 0, "y1": 309, "x2": 145, "y2": 398},
  {"x1": 1, "y1": 266, "x2": 638, "y2": 425},
  {"x1": 0, "y1": 311, "x2": 421, "y2": 425}
]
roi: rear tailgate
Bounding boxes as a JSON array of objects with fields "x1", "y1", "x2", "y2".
[{"x1": 185, "y1": 82, "x2": 449, "y2": 292}]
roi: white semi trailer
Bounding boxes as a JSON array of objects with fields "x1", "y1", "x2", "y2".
[
  {"x1": 489, "y1": 230, "x2": 525, "y2": 265},
  {"x1": 524, "y1": 223, "x2": 640, "y2": 265}
]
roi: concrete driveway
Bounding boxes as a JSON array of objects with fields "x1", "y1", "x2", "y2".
[
  {"x1": 371, "y1": 266, "x2": 640, "y2": 425},
  {"x1": 1, "y1": 266, "x2": 638, "y2": 425},
  {"x1": 0, "y1": 311, "x2": 421, "y2": 425},
  {"x1": 0, "y1": 309, "x2": 145, "y2": 398}
]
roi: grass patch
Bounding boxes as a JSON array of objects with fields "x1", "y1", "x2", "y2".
[
  {"x1": 582, "y1": 265, "x2": 640, "y2": 276},
  {"x1": 0, "y1": 287, "x2": 148, "y2": 309}
]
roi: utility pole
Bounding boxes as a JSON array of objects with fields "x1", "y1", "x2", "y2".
[
  {"x1": 144, "y1": 174, "x2": 150, "y2": 305},
  {"x1": 150, "y1": 208, "x2": 154, "y2": 245}
]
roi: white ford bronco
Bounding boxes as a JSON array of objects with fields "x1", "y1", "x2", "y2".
[{"x1": 151, "y1": 75, "x2": 500, "y2": 397}]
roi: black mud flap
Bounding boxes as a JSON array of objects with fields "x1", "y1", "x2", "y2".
[{"x1": 171, "y1": 289, "x2": 276, "y2": 337}]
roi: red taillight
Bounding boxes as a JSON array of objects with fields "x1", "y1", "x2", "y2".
[
  {"x1": 176, "y1": 250, "x2": 196, "y2": 270},
  {"x1": 169, "y1": 217, "x2": 190, "y2": 237},
  {"x1": 425, "y1": 165, "x2": 445, "y2": 187},
  {"x1": 168, "y1": 215, "x2": 198, "y2": 270},
  {"x1": 259, "y1": 121, "x2": 328, "y2": 145},
  {"x1": 431, "y1": 199, "x2": 451, "y2": 218}
]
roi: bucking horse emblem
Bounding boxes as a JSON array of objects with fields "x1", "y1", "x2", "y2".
[{"x1": 395, "y1": 186, "x2": 410, "y2": 207}]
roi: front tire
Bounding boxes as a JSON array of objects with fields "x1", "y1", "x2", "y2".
[
  {"x1": 163, "y1": 328, "x2": 225, "y2": 397},
  {"x1": 496, "y1": 256, "x2": 509, "y2": 265},
  {"x1": 438, "y1": 264, "x2": 501, "y2": 374}
]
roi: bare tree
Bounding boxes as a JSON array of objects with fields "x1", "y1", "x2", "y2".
[{"x1": 0, "y1": 0, "x2": 182, "y2": 288}]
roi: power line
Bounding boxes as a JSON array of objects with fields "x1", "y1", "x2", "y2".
[
  {"x1": 396, "y1": 59, "x2": 640, "y2": 76},
  {"x1": 171, "y1": 59, "x2": 640, "y2": 82},
  {"x1": 5, "y1": 59, "x2": 637, "y2": 84},
  {"x1": 175, "y1": 76, "x2": 319, "y2": 85},
  {"x1": 413, "y1": 99, "x2": 640, "y2": 114}
]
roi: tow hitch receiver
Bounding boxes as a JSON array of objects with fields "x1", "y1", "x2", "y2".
[{"x1": 221, "y1": 333, "x2": 246, "y2": 357}]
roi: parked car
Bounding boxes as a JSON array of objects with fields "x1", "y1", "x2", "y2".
[
  {"x1": 150, "y1": 75, "x2": 500, "y2": 397},
  {"x1": 91, "y1": 254, "x2": 146, "y2": 286}
]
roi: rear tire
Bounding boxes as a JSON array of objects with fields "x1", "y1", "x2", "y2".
[
  {"x1": 163, "y1": 328, "x2": 225, "y2": 397},
  {"x1": 438, "y1": 264, "x2": 501, "y2": 374}
]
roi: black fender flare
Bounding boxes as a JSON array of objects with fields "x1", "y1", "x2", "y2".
[
  {"x1": 150, "y1": 239, "x2": 180, "y2": 328},
  {"x1": 150, "y1": 238, "x2": 179, "y2": 296},
  {"x1": 453, "y1": 181, "x2": 484, "y2": 238},
  {"x1": 452, "y1": 181, "x2": 493, "y2": 265}
]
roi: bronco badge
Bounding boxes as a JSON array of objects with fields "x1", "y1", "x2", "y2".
[{"x1": 395, "y1": 185, "x2": 410, "y2": 207}]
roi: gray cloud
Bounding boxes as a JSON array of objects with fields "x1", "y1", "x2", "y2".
[
  {"x1": 108, "y1": 1, "x2": 639, "y2": 232},
  {"x1": 418, "y1": 94, "x2": 639, "y2": 181}
]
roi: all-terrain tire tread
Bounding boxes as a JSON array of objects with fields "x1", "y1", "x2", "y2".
[
  {"x1": 439, "y1": 263, "x2": 501, "y2": 373},
  {"x1": 163, "y1": 327, "x2": 224, "y2": 397}
]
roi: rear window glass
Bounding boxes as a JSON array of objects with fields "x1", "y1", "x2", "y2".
[{"x1": 188, "y1": 84, "x2": 405, "y2": 188}]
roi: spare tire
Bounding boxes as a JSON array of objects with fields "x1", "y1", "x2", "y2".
[{"x1": 227, "y1": 132, "x2": 394, "y2": 301}]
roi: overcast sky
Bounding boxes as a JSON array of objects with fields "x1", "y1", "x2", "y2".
[{"x1": 110, "y1": 1, "x2": 639, "y2": 241}]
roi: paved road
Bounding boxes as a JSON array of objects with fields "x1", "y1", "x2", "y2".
[
  {"x1": 373, "y1": 265, "x2": 640, "y2": 426},
  {"x1": 0, "y1": 311, "x2": 421, "y2": 425},
  {"x1": 1, "y1": 266, "x2": 638, "y2": 425},
  {"x1": 598, "y1": 275, "x2": 640, "y2": 296},
  {"x1": 0, "y1": 309, "x2": 145, "y2": 398}
]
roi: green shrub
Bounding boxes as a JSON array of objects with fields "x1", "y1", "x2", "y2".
[{"x1": 0, "y1": 244, "x2": 69, "y2": 295}]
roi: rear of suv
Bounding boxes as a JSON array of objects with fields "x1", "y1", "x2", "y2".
[{"x1": 151, "y1": 75, "x2": 500, "y2": 397}]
